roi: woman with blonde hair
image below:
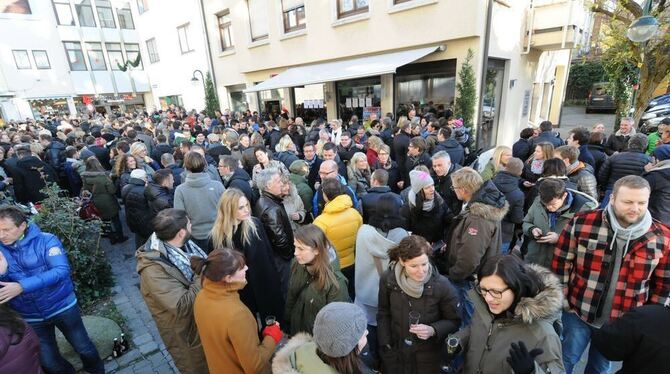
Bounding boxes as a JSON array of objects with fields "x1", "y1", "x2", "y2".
[
  {"x1": 210, "y1": 189, "x2": 284, "y2": 323},
  {"x1": 480, "y1": 145, "x2": 513, "y2": 181},
  {"x1": 366, "y1": 135, "x2": 385, "y2": 167},
  {"x1": 522, "y1": 142, "x2": 555, "y2": 185},
  {"x1": 285, "y1": 224, "x2": 349, "y2": 335},
  {"x1": 130, "y1": 142, "x2": 159, "y2": 174},
  {"x1": 347, "y1": 152, "x2": 371, "y2": 198},
  {"x1": 275, "y1": 134, "x2": 299, "y2": 169}
]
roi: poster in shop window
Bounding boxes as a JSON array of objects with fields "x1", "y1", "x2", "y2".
[
  {"x1": 365, "y1": 97, "x2": 372, "y2": 107},
  {"x1": 346, "y1": 98, "x2": 352, "y2": 108},
  {"x1": 352, "y1": 98, "x2": 359, "y2": 108},
  {"x1": 363, "y1": 107, "x2": 381, "y2": 121}
]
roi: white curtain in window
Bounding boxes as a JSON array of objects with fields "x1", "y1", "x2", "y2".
[{"x1": 248, "y1": 0, "x2": 268, "y2": 40}]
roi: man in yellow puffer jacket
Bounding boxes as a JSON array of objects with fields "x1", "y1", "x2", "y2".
[{"x1": 314, "y1": 178, "x2": 363, "y2": 300}]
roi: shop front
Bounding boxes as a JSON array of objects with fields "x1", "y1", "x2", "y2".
[
  {"x1": 159, "y1": 95, "x2": 184, "y2": 110},
  {"x1": 394, "y1": 60, "x2": 456, "y2": 118},
  {"x1": 293, "y1": 84, "x2": 327, "y2": 124},
  {"x1": 79, "y1": 94, "x2": 146, "y2": 115},
  {"x1": 29, "y1": 98, "x2": 70, "y2": 118},
  {"x1": 336, "y1": 77, "x2": 381, "y2": 124}
]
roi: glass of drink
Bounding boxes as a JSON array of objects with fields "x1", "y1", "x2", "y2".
[
  {"x1": 404, "y1": 311, "x2": 421, "y2": 346},
  {"x1": 265, "y1": 315, "x2": 276, "y2": 326}
]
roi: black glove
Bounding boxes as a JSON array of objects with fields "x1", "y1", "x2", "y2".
[{"x1": 506, "y1": 341, "x2": 543, "y2": 374}]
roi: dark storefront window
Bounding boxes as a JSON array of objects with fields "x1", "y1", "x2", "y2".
[
  {"x1": 395, "y1": 59, "x2": 456, "y2": 118},
  {"x1": 337, "y1": 77, "x2": 381, "y2": 124},
  {"x1": 478, "y1": 58, "x2": 506, "y2": 150}
]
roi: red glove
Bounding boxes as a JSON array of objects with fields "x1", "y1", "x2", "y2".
[{"x1": 262, "y1": 324, "x2": 283, "y2": 345}]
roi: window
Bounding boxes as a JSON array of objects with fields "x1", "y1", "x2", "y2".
[
  {"x1": 117, "y1": 2, "x2": 134, "y2": 29},
  {"x1": 124, "y1": 43, "x2": 142, "y2": 69},
  {"x1": 33, "y1": 50, "x2": 51, "y2": 69},
  {"x1": 247, "y1": 0, "x2": 269, "y2": 42},
  {"x1": 282, "y1": 1, "x2": 305, "y2": 33},
  {"x1": 217, "y1": 11, "x2": 234, "y2": 51},
  {"x1": 393, "y1": 0, "x2": 412, "y2": 3},
  {"x1": 337, "y1": 0, "x2": 368, "y2": 18},
  {"x1": 106, "y1": 43, "x2": 124, "y2": 70},
  {"x1": 95, "y1": 0, "x2": 115, "y2": 28},
  {"x1": 64, "y1": 42, "x2": 87, "y2": 71},
  {"x1": 75, "y1": 0, "x2": 96, "y2": 27},
  {"x1": 12, "y1": 50, "x2": 31, "y2": 69},
  {"x1": 136, "y1": 0, "x2": 148, "y2": 14},
  {"x1": 86, "y1": 42, "x2": 107, "y2": 70},
  {"x1": 177, "y1": 23, "x2": 194, "y2": 54},
  {"x1": 146, "y1": 38, "x2": 159, "y2": 63},
  {"x1": 53, "y1": 0, "x2": 75, "y2": 25}
]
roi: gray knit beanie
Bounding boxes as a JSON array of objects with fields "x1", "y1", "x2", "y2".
[
  {"x1": 409, "y1": 170, "x2": 434, "y2": 194},
  {"x1": 312, "y1": 302, "x2": 367, "y2": 358}
]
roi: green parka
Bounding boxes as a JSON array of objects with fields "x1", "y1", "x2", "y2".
[{"x1": 81, "y1": 171, "x2": 119, "y2": 219}]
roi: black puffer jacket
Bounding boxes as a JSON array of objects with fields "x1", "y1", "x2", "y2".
[
  {"x1": 643, "y1": 160, "x2": 670, "y2": 222},
  {"x1": 253, "y1": 191, "x2": 294, "y2": 260},
  {"x1": 513, "y1": 138, "x2": 533, "y2": 161},
  {"x1": 150, "y1": 143, "x2": 173, "y2": 164},
  {"x1": 401, "y1": 192, "x2": 452, "y2": 244},
  {"x1": 377, "y1": 264, "x2": 461, "y2": 374},
  {"x1": 144, "y1": 182, "x2": 173, "y2": 218},
  {"x1": 586, "y1": 143, "x2": 608, "y2": 176},
  {"x1": 43, "y1": 141, "x2": 66, "y2": 172},
  {"x1": 605, "y1": 132, "x2": 632, "y2": 155},
  {"x1": 403, "y1": 151, "x2": 432, "y2": 185},
  {"x1": 433, "y1": 139, "x2": 464, "y2": 166},
  {"x1": 121, "y1": 178, "x2": 153, "y2": 237},
  {"x1": 492, "y1": 171, "x2": 524, "y2": 243},
  {"x1": 223, "y1": 168, "x2": 257, "y2": 206},
  {"x1": 598, "y1": 150, "x2": 651, "y2": 190},
  {"x1": 13, "y1": 156, "x2": 58, "y2": 204}
]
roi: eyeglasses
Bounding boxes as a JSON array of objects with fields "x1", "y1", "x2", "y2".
[{"x1": 475, "y1": 285, "x2": 509, "y2": 299}]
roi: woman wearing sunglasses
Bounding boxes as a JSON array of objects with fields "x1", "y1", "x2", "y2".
[{"x1": 447, "y1": 255, "x2": 565, "y2": 374}]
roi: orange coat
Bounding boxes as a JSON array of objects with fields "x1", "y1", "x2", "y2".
[{"x1": 194, "y1": 279, "x2": 276, "y2": 374}]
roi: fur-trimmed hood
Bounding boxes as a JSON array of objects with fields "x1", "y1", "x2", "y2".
[
  {"x1": 468, "y1": 180, "x2": 509, "y2": 222},
  {"x1": 513, "y1": 264, "x2": 564, "y2": 324},
  {"x1": 271, "y1": 332, "x2": 339, "y2": 374}
]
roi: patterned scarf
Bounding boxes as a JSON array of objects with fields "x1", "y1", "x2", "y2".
[{"x1": 147, "y1": 233, "x2": 207, "y2": 281}]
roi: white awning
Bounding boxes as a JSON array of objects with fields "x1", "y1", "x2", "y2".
[{"x1": 244, "y1": 46, "x2": 439, "y2": 93}]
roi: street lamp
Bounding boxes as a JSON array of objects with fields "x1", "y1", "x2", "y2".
[
  {"x1": 191, "y1": 69, "x2": 205, "y2": 86},
  {"x1": 627, "y1": 15, "x2": 659, "y2": 43}
]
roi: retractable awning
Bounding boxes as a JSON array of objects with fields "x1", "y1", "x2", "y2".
[{"x1": 244, "y1": 46, "x2": 439, "y2": 93}]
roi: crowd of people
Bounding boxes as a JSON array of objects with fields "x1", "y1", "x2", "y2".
[{"x1": 0, "y1": 106, "x2": 669, "y2": 374}]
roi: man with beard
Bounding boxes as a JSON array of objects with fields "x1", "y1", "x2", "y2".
[
  {"x1": 553, "y1": 175, "x2": 670, "y2": 374},
  {"x1": 136, "y1": 209, "x2": 208, "y2": 374}
]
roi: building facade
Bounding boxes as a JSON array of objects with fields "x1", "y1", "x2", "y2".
[
  {"x1": 0, "y1": 0, "x2": 150, "y2": 123},
  {"x1": 201, "y1": 0, "x2": 590, "y2": 148},
  {"x1": 129, "y1": 0, "x2": 212, "y2": 112}
]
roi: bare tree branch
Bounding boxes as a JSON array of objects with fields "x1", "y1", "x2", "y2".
[
  {"x1": 591, "y1": 5, "x2": 633, "y2": 23},
  {"x1": 619, "y1": 0, "x2": 643, "y2": 18}
]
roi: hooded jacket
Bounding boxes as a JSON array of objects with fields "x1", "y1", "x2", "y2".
[
  {"x1": 223, "y1": 168, "x2": 257, "y2": 206},
  {"x1": 643, "y1": 160, "x2": 670, "y2": 222},
  {"x1": 174, "y1": 172, "x2": 225, "y2": 240},
  {"x1": 313, "y1": 194, "x2": 363, "y2": 269},
  {"x1": 81, "y1": 171, "x2": 119, "y2": 219},
  {"x1": 492, "y1": 171, "x2": 525, "y2": 243},
  {"x1": 0, "y1": 323, "x2": 43, "y2": 374},
  {"x1": 13, "y1": 156, "x2": 57, "y2": 204},
  {"x1": 567, "y1": 161, "x2": 599, "y2": 200},
  {"x1": 360, "y1": 186, "x2": 403, "y2": 224},
  {"x1": 523, "y1": 189, "x2": 597, "y2": 269},
  {"x1": 433, "y1": 138, "x2": 465, "y2": 166},
  {"x1": 144, "y1": 182, "x2": 174, "y2": 217},
  {"x1": 440, "y1": 181, "x2": 508, "y2": 281},
  {"x1": 586, "y1": 143, "x2": 608, "y2": 176},
  {"x1": 121, "y1": 177, "x2": 153, "y2": 237},
  {"x1": 354, "y1": 225, "x2": 408, "y2": 325},
  {"x1": 0, "y1": 224, "x2": 76, "y2": 322},
  {"x1": 135, "y1": 241, "x2": 208, "y2": 374},
  {"x1": 43, "y1": 141, "x2": 66, "y2": 172},
  {"x1": 453, "y1": 264, "x2": 565, "y2": 374}
]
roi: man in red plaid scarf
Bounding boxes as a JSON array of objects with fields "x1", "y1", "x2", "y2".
[{"x1": 553, "y1": 175, "x2": 670, "y2": 374}]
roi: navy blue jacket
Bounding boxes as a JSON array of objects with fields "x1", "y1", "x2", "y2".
[
  {"x1": 0, "y1": 224, "x2": 77, "y2": 322},
  {"x1": 433, "y1": 139, "x2": 465, "y2": 166},
  {"x1": 529, "y1": 131, "x2": 564, "y2": 149},
  {"x1": 224, "y1": 168, "x2": 258, "y2": 206},
  {"x1": 360, "y1": 186, "x2": 403, "y2": 224},
  {"x1": 578, "y1": 144, "x2": 596, "y2": 170},
  {"x1": 512, "y1": 138, "x2": 533, "y2": 161}
]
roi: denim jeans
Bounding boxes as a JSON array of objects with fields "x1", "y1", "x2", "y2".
[
  {"x1": 599, "y1": 189, "x2": 612, "y2": 209},
  {"x1": 561, "y1": 311, "x2": 611, "y2": 374},
  {"x1": 28, "y1": 304, "x2": 104, "y2": 374},
  {"x1": 451, "y1": 280, "x2": 474, "y2": 327}
]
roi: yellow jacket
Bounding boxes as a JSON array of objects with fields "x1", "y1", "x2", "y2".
[
  {"x1": 194, "y1": 279, "x2": 275, "y2": 374},
  {"x1": 314, "y1": 194, "x2": 363, "y2": 268}
]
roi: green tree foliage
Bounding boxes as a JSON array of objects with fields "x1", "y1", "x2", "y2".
[
  {"x1": 566, "y1": 60, "x2": 607, "y2": 100},
  {"x1": 35, "y1": 184, "x2": 113, "y2": 308},
  {"x1": 592, "y1": 0, "x2": 670, "y2": 124},
  {"x1": 204, "y1": 72, "x2": 220, "y2": 118},
  {"x1": 455, "y1": 49, "x2": 477, "y2": 127}
]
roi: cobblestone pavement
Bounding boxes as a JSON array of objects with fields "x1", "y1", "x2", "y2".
[{"x1": 102, "y1": 211, "x2": 179, "y2": 374}]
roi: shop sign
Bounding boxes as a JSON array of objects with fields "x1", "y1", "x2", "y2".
[{"x1": 363, "y1": 106, "x2": 381, "y2": 120}]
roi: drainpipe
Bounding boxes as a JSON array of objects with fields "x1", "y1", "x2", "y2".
[
  {"x1": 476, "y1": 0, "x2": 493, "y2": 149},
  {"x1": 198, "y1": 0, "x2": 218, "y2": 92}
]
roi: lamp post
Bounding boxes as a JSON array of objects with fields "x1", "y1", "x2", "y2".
[
  {"x1": 191, "y1": 69, "x2": 205, "y2": 88},
  {"x1": 626, "y1": 0, "x2": 658, "y2": 112}
]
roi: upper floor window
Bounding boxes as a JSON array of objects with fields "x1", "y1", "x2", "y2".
[
  {"x1": 247, "y1": 0, "x2": 269, "y2": 42},
  {"x1": 33, "y1": 50, "x2": 51, "y2": 69},
  {"x1": 86, "y1": 42, "x2": 107, "y2": 70},
  {"x1": 177, "y1": 23, "x2": 194, "y2": 54},
  {"x1": 106, "y1": 43, "x2": 124, "y2": 70},
  {"x1": 64, "y1": 41, "x2": 87, "y2": 71},
  {"x1": 337, "y1": 0, "x2": 368, "y2": 18},
  {"x1": 75, "y1": 0, "x2": 96, "y2": 27},
  {"x1": 217, "y1": 11, "x2": 234, "y2": 51},
  {"x1": 146, "y1": 38, "x2": 159, "y2": 63},
  {"x1": 95, "y1": 0, "x2": 115, "y2": 28},
  {"x1": 125, "y1": 43, "x2": 143, "y2": 69},
  {"x1": 12, "y1": 50, "x2": 31, "y2": 70},
  {"x1": 136, "y1": 0, "x2": 148, "y2": 14},
  {"x1": 117, "y1": 2, "x2": 134, "y2": 29},
  {"x1": 52, "y1": 0, "x2": 75, "y2": 25},
  {"x1": 282, "y1": 1, "x2": 305, "y2": 33}
]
